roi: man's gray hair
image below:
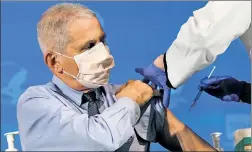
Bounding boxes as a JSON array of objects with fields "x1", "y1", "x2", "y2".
[{"x1": 37, "y1": 3, "x2": 96, "y2": 54}]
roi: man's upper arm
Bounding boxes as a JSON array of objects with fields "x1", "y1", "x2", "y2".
[
  {"x1": 164, "y1": 1, "x2": 251, "y2": 88},
  {"x1": 134, "y1": 96, "x2": 165, "y2": 142},
  {"x1": 142, "y1": 97, "x2": 182, "y2": 151},
  {"x1": 17, "y1": 87, "x2": 139, "y2": 151}
]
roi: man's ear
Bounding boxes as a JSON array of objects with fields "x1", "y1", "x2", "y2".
[{"x1": 44, "y1": 51, "x2": 63, "y2": 73}]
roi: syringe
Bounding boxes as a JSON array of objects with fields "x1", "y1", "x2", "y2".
[{"x1": 189, "y1": 66, "x2": 216, "y2": 111}]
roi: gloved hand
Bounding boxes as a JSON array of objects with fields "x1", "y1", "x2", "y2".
[
  {"x1": 135, "y1": 63, "x2": 171, "y2": 108},
  {"x1": 199, "y1": 76, "x2": 243, "y2": 102}
]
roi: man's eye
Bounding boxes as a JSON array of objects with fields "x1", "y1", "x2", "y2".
[
  {"x1": 82, "y1": 42, "x2": 95, "y2": 50},
  {"x1": 88, "y1": 42, "x2": 96, "y2": 49}
]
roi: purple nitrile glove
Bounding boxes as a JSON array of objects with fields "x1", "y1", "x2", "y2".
[
  {"x1": 135, "y1": 63, "x2": 171, "y2": 108},
  {"x1": 199, "y1": 76, "x2": 243, "y2": 102}
]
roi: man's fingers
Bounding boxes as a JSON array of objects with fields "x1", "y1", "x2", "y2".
[
  {"x1": 151, "y1": 82, "x2": 157, "y2": 89},
  {"x1": 117, "y1": 79, "x2": 162, "y2": 101},
  {"x1": 116, "y1": 80, "x2": 135, "y2": 94},
  {"x1": 126, "y1": 80, "x2": 135, "y2": 85},
  {"x1": 153, "y1": 89, "x2": 161, "y2": 96}
]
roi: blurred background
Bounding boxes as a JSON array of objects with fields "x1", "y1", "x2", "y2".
[{"x1": 1, "y1": 1, "x2": 251, "y2": 151}]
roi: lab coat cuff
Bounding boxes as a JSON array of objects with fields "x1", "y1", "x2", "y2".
[
  {"x1": 117, "y1": 97, "x2": 141, "y2": 125},
  {"x1": 163, "y1": 52, "x2": 176, "y2": 89}
]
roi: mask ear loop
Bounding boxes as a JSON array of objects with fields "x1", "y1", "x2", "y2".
[
  {"x1": 53, "y1": 51, "x2": 74, "y2": 60},
  {"x1": 63, "y1": 70, "x2": 78, "y2": 79},
  {"x1": 52, "y1": 51, "x2": 78, "y2": 79}
]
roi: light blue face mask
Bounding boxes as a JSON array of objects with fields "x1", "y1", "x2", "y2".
[{"x1": 54, "y1": 42, "x2": 115, "y2": 88}]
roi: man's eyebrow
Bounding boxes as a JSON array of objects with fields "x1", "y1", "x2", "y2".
[
  {"x1": 80, "y1": 33, "x2": 107, "y2": 50},
  {"x1": 100, "y1": 33, "x2": 106, "y2": 39}
]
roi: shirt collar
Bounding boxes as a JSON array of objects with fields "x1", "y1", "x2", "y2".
[
  {"x1": 52, "y1": 75, "x2": 83, "y2": 106},
  {"x1": 51, "y1": 75, "x2": 106, "y2": 106}
]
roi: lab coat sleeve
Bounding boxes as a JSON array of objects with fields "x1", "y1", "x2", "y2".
[
  {"x1": 17, "y1": 87, "x2": 140, "y2": 151},
  {"x1": 240, "y1": 24, "x2": 252, "y2": 57},
  {"x1": 164, "y1": 1, "x2": 251, "y2": 88}
]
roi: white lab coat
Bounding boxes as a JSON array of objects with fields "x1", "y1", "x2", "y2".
[
  {"x1": 164, "y1": 1, "x2": 251, "y2": 88},
  {"x1": 240, "y1": 23, "x2": 252, "y2": 57}
]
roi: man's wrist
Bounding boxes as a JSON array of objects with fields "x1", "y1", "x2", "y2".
[
  {"x1": 117, "y1": 97, "x2": 141, "y2": 124},
  {"x1": 154, "y1": 54, "x2": 165, "y2": 70}
]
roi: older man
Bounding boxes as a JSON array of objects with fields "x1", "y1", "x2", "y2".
[{"x1": 17, "y1": 3, "x2": 216, "y2": 151}]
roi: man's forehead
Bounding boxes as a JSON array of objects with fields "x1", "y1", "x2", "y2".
[{"x1": 68, "y1": 17, "x2": 103, "y2": 42}]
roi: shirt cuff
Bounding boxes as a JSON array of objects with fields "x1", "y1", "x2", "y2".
[{"x1": 117, "y1": 97, "x2": 141, "y2": 125}]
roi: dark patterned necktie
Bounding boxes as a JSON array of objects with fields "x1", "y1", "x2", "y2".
[{"x1": 81, "y1": 90, "x2": 100, "y2": 117}]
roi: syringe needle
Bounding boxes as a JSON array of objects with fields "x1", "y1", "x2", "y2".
[{"x1": 189, "y1": 66, "x2": 216, "y2": 111}]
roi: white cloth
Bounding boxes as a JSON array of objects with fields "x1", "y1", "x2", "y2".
[
  {"x1": 165, "y1": 1, "x2": 251, "y2": 88},
  {"x1": 240, "y1": 24, "x2": 252, "y2": 57}
]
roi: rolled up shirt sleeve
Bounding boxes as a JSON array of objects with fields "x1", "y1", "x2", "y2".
[
  {"x1": 17, "y1": 88, "x2": 140, "y2": 151},
  {"x1": 164, "y1": 1, "x2": 251, "y2": 88}
]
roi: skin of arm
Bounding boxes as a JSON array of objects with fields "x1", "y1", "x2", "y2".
[
  {"x1": 158, "y1": 109, "x2": 217, "y2": 151},
  {"x1": 154, "y1": 55, "x2": 216, "y2": 151}
]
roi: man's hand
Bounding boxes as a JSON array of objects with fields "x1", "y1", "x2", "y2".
[
  {"x1": 115, "y1": 80, "x2": 154, "y2": 106},
  {"x1": 199, "y1": 76, "x2": 244, "y2": 102}
]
